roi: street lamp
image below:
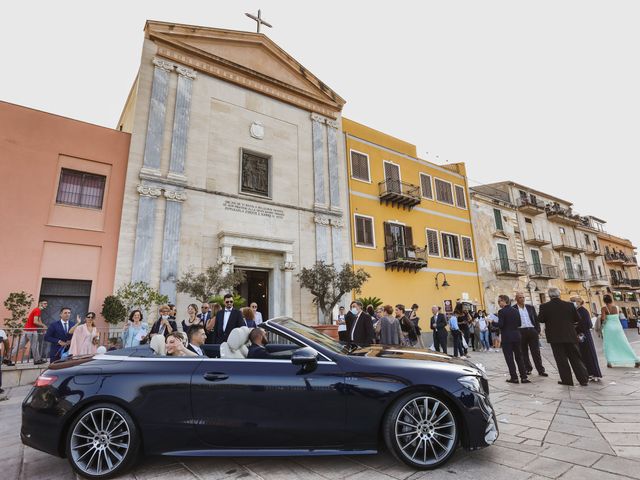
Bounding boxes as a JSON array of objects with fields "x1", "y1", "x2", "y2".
[
  {"x1": 526, "y1": 280, "x2": 539, "y2": 305},
  {"x1": 435, "y1": 272, "x2": 450, "y2": 289}
]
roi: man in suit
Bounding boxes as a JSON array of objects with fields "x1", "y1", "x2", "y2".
[
  {"x1": 213, "y1": 294, "x2": 246, "y2": 344},
  {"x1": 430, "y1": 305, "x2": 448, "y2": 354},
  {"x1": 186, "y1": 324, "x2": 206, "y2": 356},
  {"x1": 345, "y1": 300, "x2": 374, "y2": 347},
  {"x1": 247, "y1": 328, "x2": 273, "y2": 359},
  {"x1": 538, "y1": 288, "x2": 588, "y2": 386},
  {"x1": 44, "y1": 307, "x2": 75, "y2": 361},
  {"x1": 498, "y1": 295, "x2": 530, "y2": 384},
  {"x1": 513, "y1": 292, "x2": 548, "y2": 377},
  {"x1": 199, "y1": 303, "x2": 215, "y2": 344}
]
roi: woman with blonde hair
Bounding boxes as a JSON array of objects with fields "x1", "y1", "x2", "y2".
[
  {"x1": 242, "y1": 306, "x2": 256, "y2": 328},
  {"x1": 601, "y1": 294, "x2": 640, "y2": 368}
]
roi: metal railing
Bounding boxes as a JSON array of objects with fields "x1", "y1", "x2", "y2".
[
  {"x1": 493, "y1": 258, "x2": 525, "y2": 276},
  {"x1": 384, "y1": 244, "x2": 428, "y2": 264},
  {"x1": 527, "y1": 263, "x2": 559, "y2": 278},
  {"x1": 515, "y1": 197, "x2": 545, "y2": 209},
  {"x1": 1, "y1": 327, "x2": 124, "y2": 366},
  {"x1": 563, "y1": 265, "x2": 587, "y2": 282},
  {"x1": 588, "y1": 274, "x2": 609, "y2": 284},
  {"x1": 378, "y1": 179, "x2": 421, "y2": 201}
]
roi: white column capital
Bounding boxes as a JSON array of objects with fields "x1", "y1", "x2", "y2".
[
  {"x1": 176, "y1": 65, "x2": 197, "y2": 79},
  {"x1": 314, "y1": 215, "x2": 331, "y2": 226},
  {"x1": 153, "y1": 57, "x2": 175, "y2": 72},
  {"x1": 137, "y1": 184, "x2": 162, "y2": 197},
  {"x1": 218, "y1": 255, "x2": 236, "y2": 266},
  {"x1": 325, "y1": 118, "x2": 339, "y2": 129},
  {"x1": 281, "y1": 262, "x2": 297, "y2": 272},
  {"x1": 163, "y1": 189, "x2": 187, "y2": 202}
]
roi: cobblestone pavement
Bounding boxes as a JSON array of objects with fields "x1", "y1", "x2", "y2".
[{"x1": 3, "y1": 332, "x2": 640, "y2": 479}]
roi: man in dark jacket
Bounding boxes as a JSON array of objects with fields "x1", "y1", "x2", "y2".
[
  {"x1": 44, "y1": 307, "x2": 75, "y2": 361},
  {"x1": 345, "y1": 300, "x2": 375, "y2": 347},
  {"x1": 498, "y1": 295, "x2": 530, "y2": 384},
  {"x1": 430, "y1": 305, "x2": 448, "y2": 354},
  {"x1": 513, "y1": 292, "x2": 547, "y2": 377},
  {"x1": 212, "y1": 294, "x2": 246, "y2": 344},
  {"x1": 247, "y1": 328, "x2": 273, "y2": 359},
  {"x1": 538, "y1": 288, "x2": 588, "y2": 386}
]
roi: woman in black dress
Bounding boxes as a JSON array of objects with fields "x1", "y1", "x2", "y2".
[{"x1": 571, "y1": 296, "x2": 603, "y2": 382}]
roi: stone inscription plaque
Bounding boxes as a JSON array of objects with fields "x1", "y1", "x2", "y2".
[{"x1": 223, "y1": 200, "x2": 285, "y2": 219}]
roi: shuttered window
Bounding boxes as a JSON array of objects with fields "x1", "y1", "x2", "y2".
[
  {"x1": 461, "y1": 236, "x2": 474, "y2": 261},
  {"x1": 426, "y1": 229, "x2": 440, "y2": 256},
  {"x1": 350, "y1": 151, "x2": 370, "y2": 182},
  {"x1": 434, "y1": 179, "x2": 454, "y2": 205},
  {"x1": 493, "y1": 208, "x2": 504, "y2": 230},
  {"x1": 354, "y1": 215, "x2": 375, "y2": 247},
  {"x1": 454, "y1": 185, "x2": 467, "y2": 209},
  {"x1": 56, "y1": 169, "x2": 106, "y2": 209},
  {"x1": 420, "y1": 173, "x2": 433, "y2": 199},
  {"x1": 441, "y1": 233, "x2": 461, "y2": 259}
]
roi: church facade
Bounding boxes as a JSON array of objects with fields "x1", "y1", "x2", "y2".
[{"x1": 115, "y1": 21, "x2": 351, "y2": 324}]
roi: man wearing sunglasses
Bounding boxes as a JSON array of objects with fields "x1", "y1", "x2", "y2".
[{"x1": 212, "y1": 293, "x2": 246, "y2": 344}]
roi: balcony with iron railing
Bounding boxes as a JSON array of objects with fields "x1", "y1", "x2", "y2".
[
  {"x1": 631, "y1": 279, "x2": 640, "y2": 289},
  {"x1": 605, "y1": 252, "x2": 626, "y2": 264},
  {"x1": 378, "y1": 179, "x2": 422, "y2": 210},
  {"x1": 527, "y1": 263, "x2": 559, "y2": 279},
  {"x1": 611, "y1": 277, "x2": 635, "y2": 289},
  {"x1": 516, "y1": 197, "x2": 546, "y2": 215},
  {"x1": 563, "y1": 265, "x2": 587, "y2": 282},
  {"x1": 383, "y1": 244, "x2": 428, "y2": 272},
  {"x1": 585, "y1": 243, "x2": 603, "y2": 256},
  {"x1": 522, "y1": 231, "x2": 551, "y2": 246},
  {"x1": 493, "y1": 258, "x2": 526, "y2": 277},
  {"x1": 552, "y1": 238, "x2": 587, "y2": 254},
  {"x1": 623, "y1": 255, "x2": 638, "y2": 267},
  {"x1": 588, "y1": 274, "x2": 609, "y2": 286},
  {"x1": 545, "y1": 205, "x2": 583, "y2": 226}
]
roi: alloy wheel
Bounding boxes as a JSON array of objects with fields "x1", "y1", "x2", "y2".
[
  {"x1": 69, "y1": 407, "x2": 131, "y2": 476},
  {"x1": 393, "y1": 395, "x2": 457, "y2": 466}
]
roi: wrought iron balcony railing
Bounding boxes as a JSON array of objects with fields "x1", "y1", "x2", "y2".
[
  {"x1": 384, "y1": 244, "x2": 428, "y2": 272},
  {"x1": 378, "y1": 179, "x2": 422, "y2": 210}
]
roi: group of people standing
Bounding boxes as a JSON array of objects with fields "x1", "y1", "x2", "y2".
[
  {"x1": 335, "y1": 301, "x2": 423, "y2": 347},
  {"x1": 497, "y1": 287, "x2": 640, "y2": 386}
]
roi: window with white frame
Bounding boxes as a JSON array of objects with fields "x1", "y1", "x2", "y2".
[
  {"x1": 420, "y1": 173, "x2": 433, "y2": 199},
  {"x1": 350, "y1": 150, "x2": 370, "y2": 182},
  {"x1": 454, "y1": 185, "x2": 467, "y2": 209},
  {"x1": 426, "y1": 229, "x2": 440, "y2": 256},
  {"x1": 434, "y1": 178, "x2": 454, "y2": 205},
  {"x1": 441, "y1": 232, "x2": 461, "y2": 259},
  {"x1": 354, "y1": 214, "x2": 375, "y2": 247},
  {"x1": 461, "y1": 236, "x2": 474, "y2": 261}
]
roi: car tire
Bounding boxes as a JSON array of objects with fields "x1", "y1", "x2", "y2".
[
  {"x1": 65, "y1": 402, "x2": 140, "y2": 479},
  {"x1": 383, "y1": 392, "x2": 459, "y2": 469}
]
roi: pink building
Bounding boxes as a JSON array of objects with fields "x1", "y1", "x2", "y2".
[{"x1": 0, "y1": 101, "x2": 130, "y2": 327}]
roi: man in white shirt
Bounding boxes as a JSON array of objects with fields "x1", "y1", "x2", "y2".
[
  {"x1": 335, "y1": 306, "x2": 348, "y2": 342},
  {"x1": 186, "y1": 324, "x2": 206, "y2": 356},
  {"x1": 250, "y1": 302, "x2": 264, "y2": 326},
  {"x1": 513, "y1": 292, "x2": 547, "y2": 377}
]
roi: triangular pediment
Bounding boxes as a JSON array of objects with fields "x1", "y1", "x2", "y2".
[{"x1": 145, "y1": 21, "x2": 345, "y2": 118}]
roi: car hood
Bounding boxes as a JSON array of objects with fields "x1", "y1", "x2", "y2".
[{"x1": 348, "y1": 345, "x2": 483, "y2": 375}]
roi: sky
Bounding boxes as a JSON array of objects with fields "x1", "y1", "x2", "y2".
[{"x1": 3, "y1": 1, "x2": 639, "y2": 249}]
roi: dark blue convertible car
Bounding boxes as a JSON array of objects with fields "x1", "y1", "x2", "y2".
[{"x1": 21, "y1": 317, "x2": 497, "y2": 479}]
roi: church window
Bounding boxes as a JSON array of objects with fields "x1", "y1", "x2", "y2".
[
  {"x1": 240, "y1": 150, "x2": 270, "y2": 197},
  {"x1": 56, "y1": 168, "x2": 106, "y2": 209}
]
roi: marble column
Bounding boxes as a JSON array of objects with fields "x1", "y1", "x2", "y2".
[
  {"x1": 314, "y1": 215, "x2": 330, "y2": 262},
  {"x1": 131, "y1": 185, "x2": 162, "y2": 283},
  {"x1": 167, "y1": 66, "x2": 196, "y2": 181},
  {"x1": 281, "y1": 260, "x2": 296, "y2": 318},
  {"x1": 311, "y1": 113, "x2": 327, "y2": 206},
  {"x1": 326, "y1": 118, "x2": 341, "y2": 209},
  {"x1": 159, "y1": 189, "x2": 187, "y2": 301},
  {"x1": 141, "y1": 58, "x2": 174, "y2": 174},
  {"x1": 330, "y1": 218, "x2": 344, "y2": 266}
]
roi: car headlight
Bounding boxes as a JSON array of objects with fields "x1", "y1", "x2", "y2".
[{"x1": 457, "y1": 375, "x2": 483, "y2": 394}]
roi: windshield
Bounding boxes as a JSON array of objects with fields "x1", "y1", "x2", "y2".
[{"x1": 268, "y1": 318, "x2": 348, "y2": 355}]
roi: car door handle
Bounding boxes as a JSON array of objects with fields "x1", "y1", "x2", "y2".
[{"x1": 203, "y1": 372, "x2": 228, "y2": 382}]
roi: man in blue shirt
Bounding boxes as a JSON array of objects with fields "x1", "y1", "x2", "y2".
[{"x1": 449, "y1": 309, "x2": 465, "y2": 358}]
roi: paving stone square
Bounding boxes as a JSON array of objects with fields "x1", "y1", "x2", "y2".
[{"x1": 3, "y1": 331, "x2": 640, "y2": 479}]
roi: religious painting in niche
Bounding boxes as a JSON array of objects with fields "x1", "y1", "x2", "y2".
[{"x1": 241, "y1": 150, "x2": 270, "y2": 197}]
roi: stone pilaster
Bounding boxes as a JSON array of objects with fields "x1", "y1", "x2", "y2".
[
  {"x1": 131, "y1": 185, "x2": 162, "y2": 283},
  {"x1": 326, "y1": 118, "x2": 341, "y2": 210},
  {"x1": 314, "y1": 215, "x2": 331, "y2": 262},
  {"x1": 311, "y1": 113, "x2": 327, "y2": 206},
  {"x1": 141, "y1": 58, "x2": 174, "y2": 175},
  {"x1": 281, "y1": 260, "x2": 297, "y2": 317},
  {"x1": 330, "y1": 217, "x2": 344, "y2": 266},
  {"x1": 159, "y1": 189, "x2": 187, "y2": 300},
  {"x1": 167, "y1": 66, "x2": 196, "y2": 182}
]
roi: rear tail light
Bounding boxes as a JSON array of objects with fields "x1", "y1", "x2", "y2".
[{"x1": 34, "y1": 374, "x2": 58, "y2": 387}]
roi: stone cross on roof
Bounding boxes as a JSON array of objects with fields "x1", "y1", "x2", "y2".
[{"x1": 245, "y1": 9, "x2": 272, "y2": 33}]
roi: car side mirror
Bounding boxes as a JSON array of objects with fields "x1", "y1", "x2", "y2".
[{"x1": 291, "y1": 347, "x2": 318, "y2": 373}]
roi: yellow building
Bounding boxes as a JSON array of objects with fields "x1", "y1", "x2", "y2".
[
  {"x1": 343, "y1": 118, "x2": 483, "y2": 332},
  {"x1": 597, "y1": 231, "x2": 640, "y2": 321}
]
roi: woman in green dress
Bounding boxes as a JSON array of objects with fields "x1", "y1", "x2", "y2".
[{"x1": 601, "y1": 294, "x2": 640, "y2": 368}]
